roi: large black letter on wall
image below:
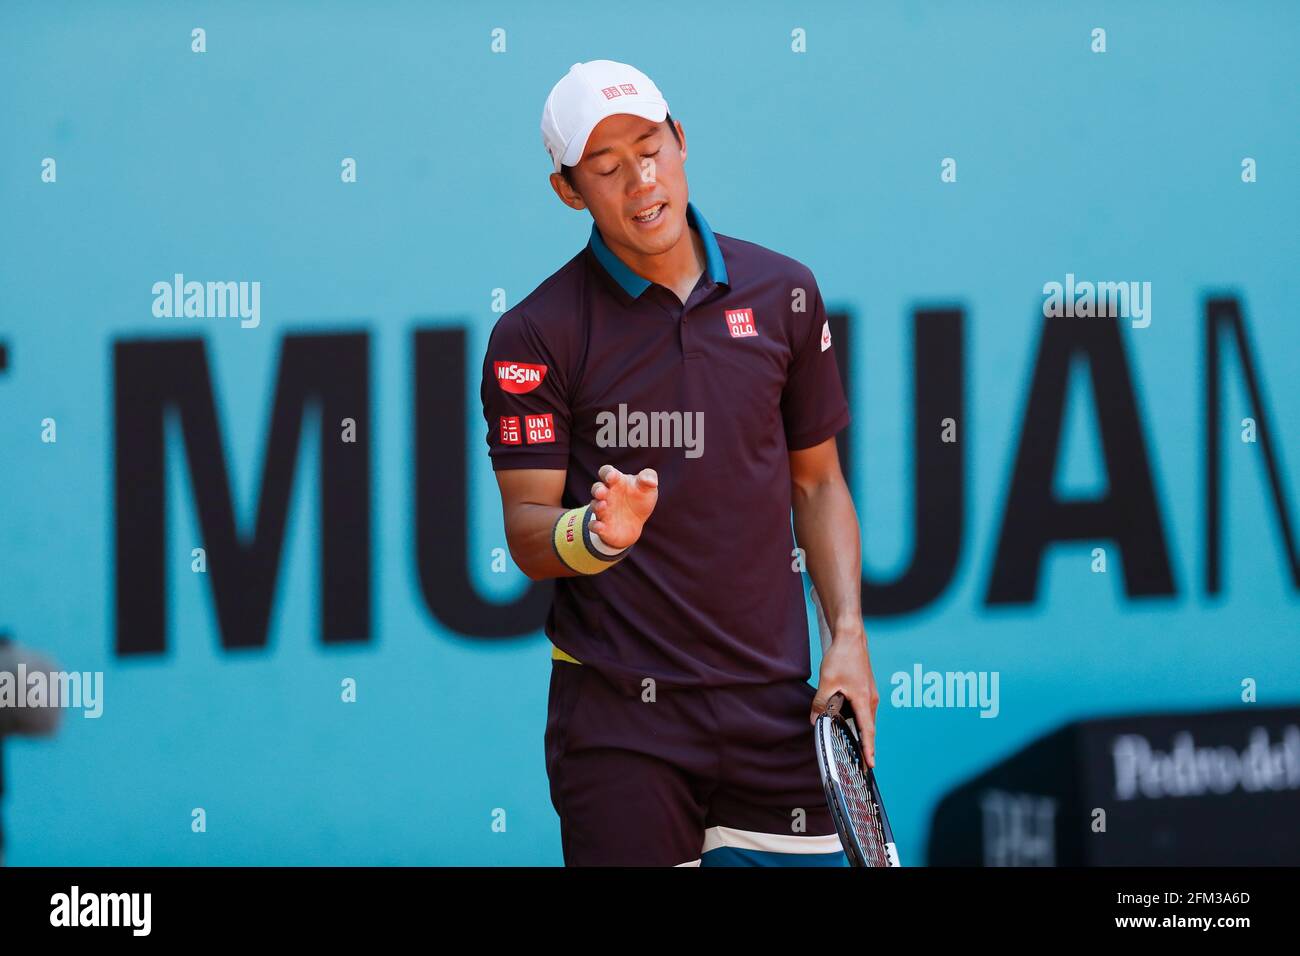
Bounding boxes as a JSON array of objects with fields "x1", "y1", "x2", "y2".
[
  {"x1": 1204, "y1": 297, "x2": 1300, "y2": 594},
  {"x1": 414, "y1": 327, "x2": 552, "y2": 638},
  {"x1": 986, "y1": 317, "x2": 1174, "y2": 604},
  {"x1": 834, "y1": 307, "x2": 967, "y2": 616},
  {"x1": 114, "y1": 334, "x2": 371, "y2": 655}
]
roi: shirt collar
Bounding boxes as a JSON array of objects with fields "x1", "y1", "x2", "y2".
[{"x1": 587, "y1": 201, "x2": 729, "y2": 299}]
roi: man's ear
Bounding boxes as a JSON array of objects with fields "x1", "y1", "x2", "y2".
[
  {"x1": 673, "y1": 118, "x2": 687, "y2": 163},
  {"x1": 549, "y1": 171, "x2": 587, "y2": 211}
]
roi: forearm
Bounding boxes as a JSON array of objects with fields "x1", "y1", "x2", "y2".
[
  {"x1": 505, "y1": 502, "x2": 583, "y2": 580},
  {"x1": 496, "y1": 465, "x2": 652, "y2": 582},
  {"x1": 791, "y1": 474, "x2": 865, "y2": 644}
]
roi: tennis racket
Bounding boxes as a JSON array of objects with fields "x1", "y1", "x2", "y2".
[{"x1": 810, "y1": 587, "x2": 900, "y2": 868}]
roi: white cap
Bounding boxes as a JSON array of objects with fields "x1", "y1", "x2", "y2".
[{"x1": 540, "y1": 60, "x2": 670, "y2": 174}]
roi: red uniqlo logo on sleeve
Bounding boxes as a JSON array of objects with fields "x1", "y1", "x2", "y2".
[
  {"x1": 724, "y1": 308, "x2": 758, "y2": 338},
  {"x1": 525, "y1": 413, "x2": 555, "y2": 444},
  {"x1": 499, "y1": 416, "x2": 522, "y2": 445}
]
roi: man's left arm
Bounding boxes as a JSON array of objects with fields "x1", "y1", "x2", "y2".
[{"x1": 790, "y1": 438, "x2": 879, "y2": 767}]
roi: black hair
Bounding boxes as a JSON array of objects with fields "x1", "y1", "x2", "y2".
[{"x1": 560, "y1": 111, "x2": 681, "y2": 189}]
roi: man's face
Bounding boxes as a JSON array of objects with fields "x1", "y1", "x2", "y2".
[{"x1": 552, "y1": 113, "x2": 688, "y2": 258}]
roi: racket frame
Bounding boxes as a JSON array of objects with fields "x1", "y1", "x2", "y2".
[{"x1": 810, "y1": 586, "x2": 901, "y2": 868}]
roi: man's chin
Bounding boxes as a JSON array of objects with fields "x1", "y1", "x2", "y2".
[{"x1": 621, "y1": 212, "x2": 684, "y2": 255}]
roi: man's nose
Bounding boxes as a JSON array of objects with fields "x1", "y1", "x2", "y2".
[{"x1": 626, "y1": 158, "x2": 658, "y2": 191}]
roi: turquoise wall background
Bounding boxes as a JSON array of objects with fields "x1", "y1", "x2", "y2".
[{"x1": 0, "y1": 0, "x2": 1296, "y2": 864}]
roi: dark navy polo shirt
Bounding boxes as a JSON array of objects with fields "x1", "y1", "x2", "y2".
[{"x1": 480, "y1": 201, "x2": 850, "y2": 694}]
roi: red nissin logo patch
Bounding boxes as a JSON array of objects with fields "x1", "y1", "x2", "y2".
[
  {"x1": 525, "y1": 413, "x2": 555, "y2": 444},
  {"x1": 724, "y1": 308, "x2": 758, "y2": 338},
  {"x1": 495, "y1": 361, "x2": 548, "y2": 393},
  {"x1": 499, "y1": 416, "x2": 522, "y2": 446}
]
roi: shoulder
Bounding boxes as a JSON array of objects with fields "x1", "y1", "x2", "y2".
[
  {"x1": 714, "y1": 232, "x2": 823, "y2": 347},
  {"x1": 714, "y1": 231, "x2": 819, "y2": 291},
  {"x1": 487, "y1": 248, "x2": 591, "y2": 358}
]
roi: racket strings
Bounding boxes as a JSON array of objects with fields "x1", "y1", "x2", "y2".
[{"x1": 831, "y1": 724, "x2": 889, "y2": 866}]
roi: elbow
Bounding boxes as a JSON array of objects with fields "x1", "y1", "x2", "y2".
[
  {"x1": 505, "y1": 538, "x2": 545, "y2": 581},
  {"x1": 790, "y1": 472, "x2": 839, "y2": 505},
  {"x1": 20, "y1": 708, "x2": 62, "y2": 737},
  {"x1": 506, "y1": 544, "x2": 532, "y2": 579}
]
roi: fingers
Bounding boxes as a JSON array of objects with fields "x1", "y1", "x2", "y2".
[
  {"x1": 813, "y1": 685, "x2": 878, "y2": 767},
  {"x1": 847, "y1": 690, "x2": 878, "y2": 767},
  {"x1": 859, "y1": 718, "x2": 877, "y2": 768},
  {"x1": 593, "y1": 465, "x2": 628, "y2": 504},
  {"x1": 593, "y1": 465, "x2": 657, "y2": 503},
  {"x1": 809, "y1": 687, "x2": 835, "y2": 724}
]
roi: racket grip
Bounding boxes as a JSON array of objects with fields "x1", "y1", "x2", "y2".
[{"x1": 824, "y1": 690, "x2": 860, "y2": 724}]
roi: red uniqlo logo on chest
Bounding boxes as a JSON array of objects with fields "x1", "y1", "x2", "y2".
[
  {"x1": 725, "y1": 308, "x2": 758, "y2": 338},
  {"x1": 499, "y1": 415, "x2": 522, "y2": 445},
  {"x1": 525, "y1": 413, "x2": 555, "y2": 444}
]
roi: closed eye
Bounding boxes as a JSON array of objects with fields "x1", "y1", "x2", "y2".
[{"x1": 597, "y1": 147, "x2": 662, "y2": 177}]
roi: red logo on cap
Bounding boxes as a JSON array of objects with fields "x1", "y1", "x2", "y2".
[
  {"x1": 725, "y1": 308, "x2": 758, "y2": 338},
  {"x1": 601, "y1": 83, "x2": 638, "y2": 99},
  {"x1": 499, "y1": 416, "x2": 522, "y2": 446},
  {"x1": 495, "y1": 361, "x2": 548, "y2": 393},
  {"x1": 525, "y1": 413, "x2": 555, "y2": 444}
]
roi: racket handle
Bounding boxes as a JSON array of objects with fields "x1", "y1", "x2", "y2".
[{"x1": 824, "y1": 690, "x2": 860, "y2": 726}]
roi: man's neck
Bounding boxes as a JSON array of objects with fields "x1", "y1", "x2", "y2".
[{"x1": 615, "y1": 223, "x2": 707, "y2": 306}]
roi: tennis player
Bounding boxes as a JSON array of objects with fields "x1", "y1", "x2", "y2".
[{"x1": 481, "y1": 60, "x2": 879, "y2": 866}]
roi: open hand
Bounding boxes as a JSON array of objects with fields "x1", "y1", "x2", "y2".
[{"x1": 588, "y1": 464, "x2": 658, "y2": 550}]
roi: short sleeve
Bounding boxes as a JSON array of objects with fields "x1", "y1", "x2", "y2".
[
  {"x1": 480, "y1": 309, "x2": 571, "y2": 470},
  {"x1": 781, "y1": 275, "x2": 851, "y2": 451}
]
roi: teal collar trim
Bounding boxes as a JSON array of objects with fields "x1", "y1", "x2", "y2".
[{"x1": 588, "y1": 201, "x2": 728, "y2": 298}]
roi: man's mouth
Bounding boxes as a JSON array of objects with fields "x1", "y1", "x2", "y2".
[{"x1": 632, "y1": 201, "x2": 666, "y2": 223}]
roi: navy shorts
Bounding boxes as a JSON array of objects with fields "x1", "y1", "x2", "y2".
[{"x1": 544, "y1": 659, "x2": 848, "y2": 867}]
